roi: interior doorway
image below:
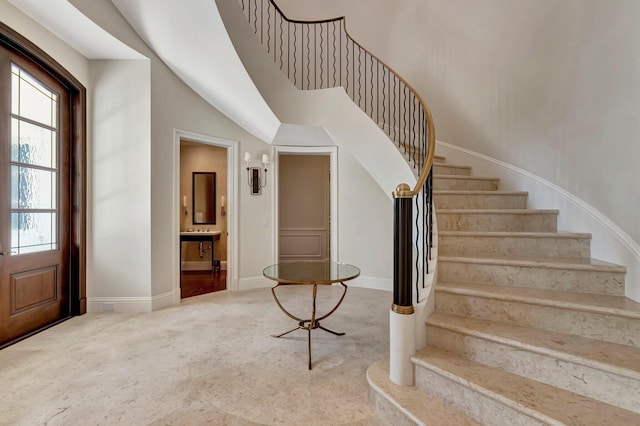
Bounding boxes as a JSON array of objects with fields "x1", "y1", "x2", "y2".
[
  {"x1": 173, "y1": 130, "x2": 238, "y2": 300},
  {"x1": 278, "y1": 154, "x2": 331, "y2": 262},
  {"x1": 274, "y1": 146, "x2": 338, "y2": 264}
]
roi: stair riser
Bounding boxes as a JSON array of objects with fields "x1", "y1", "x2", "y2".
[
  {"x1": 427, "y1": 325, "x2": 640, "y2": 413},
  {"x1": 414, "y1": 366, "x2": 543, "y2": 426},
  {"x1": 438, "y1": 262, "x2": 625, "y2": 295},
  {"x1": 437, "y1": 212, "x2": 557, "y2": 232},
  {"x1": 433, "y1": 178, "x2": 498, "y2": 191},
  {"x1": 433, "y1": 165, "x2": 471, "y2": 176},
  {"x1": 434, "y1": 194, "x2": 527, "y2": 209},
  {"x1": 439, "y1": 235, "x2": 591, "y2": 258},
  {"x1": 369, "y1": 391, "x2": 419, "y2": 426},
  {"x1": 435, "y1": 293, "x2": 640, "y2": 347}
]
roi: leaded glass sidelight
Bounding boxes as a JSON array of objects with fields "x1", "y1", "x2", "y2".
[{"x1": 10, "y1": 64, "x2": 59, "y2": 254}]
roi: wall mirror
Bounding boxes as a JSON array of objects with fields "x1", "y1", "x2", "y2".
[{"x1": 192, "y1": 172, "x2": 216, "y2": 224}]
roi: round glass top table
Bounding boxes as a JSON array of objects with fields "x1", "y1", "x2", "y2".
[{"x1": 263, "y1": 261, "x2": 360, "y2": 369}]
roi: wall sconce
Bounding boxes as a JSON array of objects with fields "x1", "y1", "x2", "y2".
[
  {"x1": 220, "y1": 195, "x2": 226, "y2": 217},
  {"x1": 183, "y1": 195, "x2": 188, "y2": 215},
  {"x1": 245, "y1": 152, "x2": 269, "y2": 195}
]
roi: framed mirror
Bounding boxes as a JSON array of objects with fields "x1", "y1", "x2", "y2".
[{"x1": 192, "y1": 172, "x2": 216, "y2": 224}]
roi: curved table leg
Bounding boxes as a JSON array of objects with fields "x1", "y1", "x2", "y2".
[{"x1": 270, "y1": 281, "x2": 349, "y2": 369}]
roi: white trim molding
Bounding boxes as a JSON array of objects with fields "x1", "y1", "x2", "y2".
[
  {"x1": 437, "y1": 140, "x2": 640, "y2": 302},
  {"x1": 272, "y1": 145, "x2": 339, "y2": 264},
  {"x1": 173, "y1": 129, "x2": 240, "y2": 299},
  {"x1": 87, "y1": 290, "x2": 175, "y2": 313}
]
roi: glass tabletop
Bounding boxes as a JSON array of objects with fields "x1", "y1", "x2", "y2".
[{"x1": 263, "y1": 261, "x2": 360, "y2": 285}]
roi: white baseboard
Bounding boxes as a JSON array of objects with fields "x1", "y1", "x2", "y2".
[
  {"x1": 437, "y1": 140, "x2": 640, "y2": 302},
  {"x1": 87, "y1": 290, "x2": 177, "y2": 313},
  {"x1": 238, "y1": 276, "x2": 273, "y2": 291},
  {"x1": 346, "y1": 276, "x2": 392, "y2": 292}
]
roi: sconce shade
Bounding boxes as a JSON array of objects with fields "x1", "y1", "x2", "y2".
[
  {"x1": 244, "y1": 152, "x2": 252, "y2": 163},
  {"x1": 262, "y1": 154, "x2": 270, "y2": 165}
]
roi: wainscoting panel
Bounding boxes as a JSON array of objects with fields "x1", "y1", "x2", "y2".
[{"x1": 279, "y1": 229, "x2": 328, "y2": 261}]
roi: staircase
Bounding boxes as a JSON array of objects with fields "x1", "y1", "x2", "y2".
[{"x1": 369, "y1": 156, "x2": 640, "y2": 425}]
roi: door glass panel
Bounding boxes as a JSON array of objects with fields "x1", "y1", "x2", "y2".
[
  {"x1": 10, "y1": 63, "x2": 59, "y2": 255},
  {"x1": 11, "y1": 118, "x2": 56, "y2": 168},
  {"x1": 11, "y1": 64, "x2": 57, "y2": 127},
  {"x1": 11, "y1": 166, "x2": 57, "y2": 209},
  {"x1": 10, "y1": 212, "x2": 58, "y2": 254}
]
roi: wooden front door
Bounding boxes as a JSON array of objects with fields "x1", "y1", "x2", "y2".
[{"x1": 0, "y1": 47, "x2": 71, "y2": 345}]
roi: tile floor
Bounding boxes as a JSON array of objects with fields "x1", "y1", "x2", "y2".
[{"x1": 0, "y1": 286, "x2": 392, "y2": 425}]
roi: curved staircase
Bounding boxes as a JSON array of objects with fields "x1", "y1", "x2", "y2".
[{"x1": 370, "y1": 155, "x2": 640, "y2": 425}]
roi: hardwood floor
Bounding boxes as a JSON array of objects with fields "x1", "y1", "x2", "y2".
[{"x1": 180, "y1": 270, "x2": 227, "y2": 299}]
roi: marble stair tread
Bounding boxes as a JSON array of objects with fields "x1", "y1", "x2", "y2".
[
  {"x1": 433, "y1": 190, "x2": 528, "y2": 195},
  {"x1": 433, "y1": 164, "x2": 473, "y2": 176},
  {"x1": 439, "y1": 254, "x2": 627, "y2": 272},
  {"x1": 436, "y1": 281, "x2": 640, "y2": 318},
  {"x1": 437, "y1": 208, "x2": 559, "y2": 215},
  {"x1": 434, "y1": 154, "x2": 446, "y2": 163},
  {"x1": 439, "y1": 231, "x2": 591, "y2": 239},
  {"x1": 412, "y1": 346, "x2": 640, "y2": 425},
  {"x1": 433, "y1": 175, "x2": 499, "y2": 181},
  {"x1": 366, "y1": 359, "x2": 483, "y2": 426},
  {"x1": 427, "y1": 312, "x2": 640, "y2": 380}
]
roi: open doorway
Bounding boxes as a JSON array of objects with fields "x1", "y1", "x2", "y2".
[
  {"x1": 275, "y1": 147, "x2": 337, "y2": 263},
  {"x1": 179, "y1": 141, "x2": 227, "y2": 297},
  {"x1": 173, "y1": 130, "x2": 238, "y2": 301}
]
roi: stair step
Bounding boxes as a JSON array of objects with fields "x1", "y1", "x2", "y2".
[
  {"x1": 438, "y1": 255, "x2": 626, "y2": 295},
  {"x1": 433, "y1": 175, "x2": 499, "y2": 191},
  {"x1": 427, "y1": 312, "x2": 640, "y2": 413},
  {"x1": 433, "y1": 190, "x2": 528, "y2": 209},
  {"x1": 412, "y1": 346, "x2": 640, "y2": 426},
  {"x1": 434, "y1": 155, "x2": 446, "y2": 164},
  {"x1": 435, "y1": 281, "x2": 640, "y2": 347},
  {"x1": 438, "y1": 231, "x2": 592, "y2": 258},
  {"x1": 433, "y1": 164, "x2": 472, "y2": 176},
  {"x1": 436, "y1": 209, "x2": 559, "y2": 232},
  {"x1": 367, "y1": 359, "x2": 482, "y2": 426}
]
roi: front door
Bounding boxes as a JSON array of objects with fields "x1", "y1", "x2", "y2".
[{"x1": 0, "y1": 47, "x2": 71, "y2": 345}]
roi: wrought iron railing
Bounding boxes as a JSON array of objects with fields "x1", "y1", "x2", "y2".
[{"x1": 239, "y1": 0, "x2": 436, "y2": 307}]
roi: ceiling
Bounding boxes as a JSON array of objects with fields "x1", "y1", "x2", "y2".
[{"x1": 9, "y1": 0, "x2": 281, "y2": 143}]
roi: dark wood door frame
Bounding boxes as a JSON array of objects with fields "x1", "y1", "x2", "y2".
[{"x1": 0, "y1": 24, "x2": 86, "y2": 325}]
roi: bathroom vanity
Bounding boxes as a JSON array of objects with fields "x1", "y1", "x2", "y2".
[{"x1": 179, "y1": 230, "x2": 221, "y2": 272}]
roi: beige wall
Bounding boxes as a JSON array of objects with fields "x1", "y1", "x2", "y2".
[
  {"x1": 180, "y1": 143, "x2": 228, "y2": 266},
  {"x1": 278, "y1": 154, "x2": 330, "y2": 261}
]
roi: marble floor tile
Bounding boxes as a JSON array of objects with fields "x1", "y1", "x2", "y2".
[{"x1": 0, "y1": 287, "x2": 392, "y2": 426}]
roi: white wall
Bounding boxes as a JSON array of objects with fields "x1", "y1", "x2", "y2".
[
  {"x1": 1, "y1": 1, "x2": 89, "y2": 85},
  {"x1": 274, "y1": 0, "x2": 640, "y2": 295},
  {"x1": 69, "y1": 0, "x2": 276, "y2": 304},
  {"x1": 88, "y1": 59, "x2": 151, "y2": 304}
]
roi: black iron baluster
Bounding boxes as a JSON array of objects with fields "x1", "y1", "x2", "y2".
[
  {"x1": 415, "y1": 192, "x2": 420, "y2": 304},
  {"x1": 306, "y1": 25, "x2": 311, "y2": 89},
  {"x1": 319, "y1": 24, "x2": 324, "y2": 89},
  {"x1": 293, "y1": 24, "x2": 297, "y2": 87},
  {"x1": 266, "y1": 1, "x2": 271, "y2": 55},
  {"x1": 345, "y1": 35, "x2": 349, "y2": 94},
  {"x1": 370, "y1": 54, "x2": 374, "y2": 119},
  {"x1": 357, "y1": 47, "x2": 362, "y2": 107},
  {"x1": 253, "y1": 0, "x2": 258, "y2": 34},
  {"x1": 332, "y1": 22, "x2": 337, "y2": 87}
]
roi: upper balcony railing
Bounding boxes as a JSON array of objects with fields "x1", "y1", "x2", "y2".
[{"x1": 239, "y1": 0, "x2": 436, "y2": 308}]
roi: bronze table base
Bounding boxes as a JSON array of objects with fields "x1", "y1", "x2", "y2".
[{"x1": 271, "y1": 282, "x2": 348, "y2": 370}]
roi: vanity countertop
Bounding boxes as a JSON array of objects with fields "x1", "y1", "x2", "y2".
[{"x1": 180, "y1": 230, "x2": 221, "y2": 236}]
